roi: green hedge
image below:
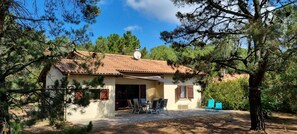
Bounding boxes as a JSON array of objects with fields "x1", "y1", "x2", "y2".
[{"x1": 203, "y1": 77, "x2": 249, "y2": 110}]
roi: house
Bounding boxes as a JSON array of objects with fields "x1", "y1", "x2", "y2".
[{"x1": 39, "y1": 50, "x2": 202, "y2": 122}]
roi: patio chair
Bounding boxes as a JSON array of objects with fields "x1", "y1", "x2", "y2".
[
  {"x1": 205, "y1": 99, "x2": 215, "y2": 111},
  {"x1": 127, "y1": 100, "x2": 135, "y2": 113},
  {"x1": 148, "y1": 100, "x2": 160, "y2": 114},
  {"x1": 163, "y1": 99, "x2": 168, "y2": 114},
  {"x1": 158, "y1": 99, "x2": 168, "y2": 114},
  {"x1": 133, "y1": 98, "x2": 141, "y2": 114},
  {"x1": 214, "y1": 102, "x2": 223, "y2": 111},
  {"x1": 140, "y1": 98, "x2": 146, "y2": 105}
]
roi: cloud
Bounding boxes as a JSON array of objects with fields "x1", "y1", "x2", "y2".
[
  {"x1": 126, "y1": 0, "x2": 195, "y2": 24},
  {"x1": 99, "y1": 0, "x2": 107, "y2": 5},
  {"x1": 98, "y1": 0, "x2": 113, "y2": 6},
  {"x1": 124, "y1": 25, "x2": 142, "y2": 31}
]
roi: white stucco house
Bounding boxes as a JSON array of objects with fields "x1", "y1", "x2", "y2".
[{"x1": 39, "y1": 50, "x2": 202, "y2": 122}]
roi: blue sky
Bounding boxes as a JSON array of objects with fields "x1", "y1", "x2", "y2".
[
  {"x1": 23, "y1": 0, "x2": 194, "y2": 50},
  {"x1": 90, "y1": 0, "x2": 193, "y2": 50}
]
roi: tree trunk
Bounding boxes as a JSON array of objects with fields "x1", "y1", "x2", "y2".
[
  {"x1": 0, "y1": 0, "x2": 8, "y2": 36},
  {"x1": 249, "y1": 75, "x2": 265, "y2": 131},
  {"x1": 0, "y1": 80, "x2": 10, "y2": 133},
  {"x1": 0, "y1": 0, "x2": 10, "y2": 126}
]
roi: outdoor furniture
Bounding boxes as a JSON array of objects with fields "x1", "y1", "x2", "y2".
[
  {"x1": 148, "y1": 100, "x2": 160, "y2": 114},
  {"x1": 140, "y1": 98, "x2": 146, "y2": 105},
  {"x1": 215, "y1": 102, "x2": 222, "y2": 111},
  {"x1": 133, "y1": 98, "x2": 142, "y2": 114},
  {"x1": 158, "y1": 99, "x2": 165, "y2": 114},
  {"x1": 205, "y1": 99, "x2": 215, "y2": 111},
  {"x1": 127, "y1": 100, "x2": 134, "y2": 113},
  {"x1": 139, "y1": 98, "x2": 148, "y2": 112},
  {"x1": 145, "y1": 101, "x2": 152, "y2": 114},
  {"x1": 159, "y1": 99, "x2": 168, "y2": 114}
]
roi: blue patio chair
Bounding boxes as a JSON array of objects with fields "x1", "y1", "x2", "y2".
[
  {"x1": 205, "y1": 99, "x2": 215, "y2": 110},
  {"x1": 140, "y1": 98, "x2": 146, "y2": 105},
  {"x1": 215, "y1": 102, "x2": 223, "y2": 111}
]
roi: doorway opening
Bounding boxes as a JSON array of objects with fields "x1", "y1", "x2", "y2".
[{"x1": 115, "y1": 84, "x2": 146, "y2": 110}]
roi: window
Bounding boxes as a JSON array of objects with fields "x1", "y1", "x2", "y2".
[
  {"x1": 180, "y1": 86, "x2": 186, "y2": 98},
  {"x1": 75, "y1": 90, "x2": 83, "y2": 100},
  {"x1": 100, "y1": 89, "x2": 109, "y2": 100},
  {"x1": 177, "y1": 85, "x2": 194, "y2": 99}
]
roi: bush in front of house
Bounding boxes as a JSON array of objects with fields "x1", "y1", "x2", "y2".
[
  {"x1": 203, "y1": 77, "x2": 249, "y2": 110},
  {"x1": 60, "y1": 121, "x2": 93, "y2": 134}
]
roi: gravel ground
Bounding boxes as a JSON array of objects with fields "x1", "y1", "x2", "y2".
[{"x1": 72, "y1": 108, "x2": 234, "y2": 127}]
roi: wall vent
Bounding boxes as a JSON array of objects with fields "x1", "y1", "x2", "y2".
[{"x1": 178, "y1": 105, "x2": 188, "y2": 110}]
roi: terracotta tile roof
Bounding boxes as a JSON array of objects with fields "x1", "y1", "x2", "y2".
[{"x1": 54, "y1": 51, "x2": 192, "y2": 76}]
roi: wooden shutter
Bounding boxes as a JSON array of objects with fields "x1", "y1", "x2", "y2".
[
  {"x1": 100, "y1": 89, "x2": 109, "y2": 100},
  {"x1": 176, "y1": 85, "x2": 181, "y2": 99},
  {"x1": 75, "y1": 90, "x2": 83, "y2": 100},
  {"x1": 187, "y1": 85, "x2": 194, "y2": 99}
]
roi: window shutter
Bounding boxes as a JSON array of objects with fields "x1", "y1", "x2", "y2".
[
  {"x1": 177, "y1": 85, "x2": 181, "y2": 99},
  {"x1": 75, "y1": 90, "x2": 83, "y2": 100},
  {"x1": 187, "y1": 85, "x2": 194, "y2": 99},
  {"x1": 100, "y1": 89, "x2": 109, "y2": 100}
]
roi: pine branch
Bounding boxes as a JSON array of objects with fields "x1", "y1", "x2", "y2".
[
  {"x1": 212, "y1": 59, "x2": 252, "y2": 74},
  {"x1": 9, "y1": 14, "x2": 54, "y2": 22},
  {"x1": 1, "y1": 54, "x2": 62, "y2": 81},
  {"x1": 207, "y1": 0, "x2": 253, "y2": 19}
]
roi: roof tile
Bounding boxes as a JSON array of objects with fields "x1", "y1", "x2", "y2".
[{"x1": 54, "y1": 51, "x2": 192, "y2": 75}]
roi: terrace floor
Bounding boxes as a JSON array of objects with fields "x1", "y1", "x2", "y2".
[{"x1": 72, "y1": 108, "x2": 234, "y2": 127}]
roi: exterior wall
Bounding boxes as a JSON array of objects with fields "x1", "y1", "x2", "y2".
[
  {"x1": 45, "y1": 66, "x2": 64, "y2": 88},
  {"x1": 163, "y1": 74, "x2": 201, "y2": 110},
  {"x1": 45, "y1": 66, "x2": 202, "y2": 122},
  {"x1": 66, "y1": 75, "x2": 115, "y2": 122},
  {"x1": 155, "y1": 82, "x2": 164, "y2": 99}
]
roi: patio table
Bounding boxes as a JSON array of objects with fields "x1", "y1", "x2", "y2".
[{"x1": 141, "y1": 102, "x2": 152, "y2": 113}]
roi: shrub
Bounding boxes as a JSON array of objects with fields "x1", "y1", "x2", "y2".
[
  {"x1": 60, "y1": 121, "x2": 93, "y2": 134},
  {"x1": 261, "y1": 92, "x2": 280, "y2": 118},
  {"x1": 49, "y1": 118, "x2": 57, "y2": 126},
  {"x1": 203, "y1": 77, "x2": 249, "y2": 110},
  {"x1": 24, "y1": 118, "x2": 36, "y2": 127},
  {"x1": 10, "y1": 121, "x2": 23, "y2": 134}
]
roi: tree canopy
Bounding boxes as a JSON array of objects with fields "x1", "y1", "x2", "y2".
[
  {"x1": 77, "y1": 31, "x2": 141, "y2": 55},
  {"x1": 162, "y1": 0, "x2": 297, "y2": 130},
  {"x1": 0, "y1": 0, "x2": 101, "y2": 130},
  {"x1": 1, "y1": 0, "x2": 100, "y2": 85},
  {"x1": 150, "y1": 44, "x2": 177, "y2": 60}
]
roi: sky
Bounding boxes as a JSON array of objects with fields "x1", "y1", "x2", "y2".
[{"x1": 90, "y1": 0, "x2": 193, "y2": 50}]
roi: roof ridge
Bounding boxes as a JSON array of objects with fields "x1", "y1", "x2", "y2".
[{"x1": 75, "y1": 50, "x2": 168, "y2": 62}]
